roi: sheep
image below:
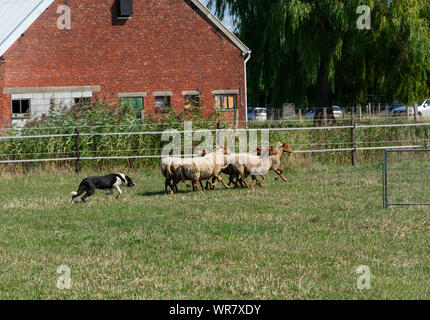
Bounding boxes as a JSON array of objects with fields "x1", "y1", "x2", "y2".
[
  {"x1": 214, "y1": 151, "x2": 270, "y2": 190},
  {"x1": 255, "y1": 143, "x2": 293, "y2": 185},
  {"x1": 222, "y1": 142, "x2": 293, "y2": 190},
  {"x1": 160, "y1": 150, "x2": 206, "y2": 194},
  {"x1": 170, "y1": 147, "x2": 230, "y2": 192}
]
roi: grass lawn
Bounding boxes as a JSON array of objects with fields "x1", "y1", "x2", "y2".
[{"x1": 0, "y1": 162, "x2": 429, "y2": 299}]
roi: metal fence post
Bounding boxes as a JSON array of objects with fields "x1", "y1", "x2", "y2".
[
  {"x1": 75, "y1": 127, "x2": 80, "y2": 173},
  {"x1": 216, "y1": 121, "x2": 221, "y2": 146},
  {"x1": 351, "y1": 118, "x2": 356, "y2": 166},
  {"x1": 384, "y1": 150, "x2": 388, "y2": 208}
]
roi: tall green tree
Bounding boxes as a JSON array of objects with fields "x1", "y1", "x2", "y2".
[{"x1": 209, "y1": 0, "x2": 430, "y2": 114}]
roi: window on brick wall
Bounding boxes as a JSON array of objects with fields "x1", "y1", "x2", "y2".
[
  {"x1": 74, "y1": 97, "x2": 93, "y2": 106},
  {"x1": 184, "y1": 95, "x2": 200, "y2": 109},
  {"x1": 215, "y1": 94, "x2": 236, "y2": 111},
  {"x1": 155, "y1": 96, "x2": 171, "y2": 110},
  {"x1": 12, "y1": 99, "x2": 30, "y2": 118}
]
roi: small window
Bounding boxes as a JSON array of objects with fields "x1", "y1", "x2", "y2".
[
  {"x1": 155, "y1": 96, "x2": 171, "y2": 109},
  {"x1": 74, "y1": 97, "x2": 92, "y2": 106},
  {"x1": 120, "y1": 97, "x2": 144, "y2": 118},
  {"x1": 215, "y1": 94, "x2": 236, "y2": 111},
  {"x1": 12, "y1": 99, "x2": 30, "y2": 118},
  {"x1": 184, "y1": 95, "x2": 200, "y2": 109}
]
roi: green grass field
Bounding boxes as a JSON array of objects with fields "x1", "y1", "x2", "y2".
[{"x1": 0, "y1": 162, "x2": 429, "y2": 299}]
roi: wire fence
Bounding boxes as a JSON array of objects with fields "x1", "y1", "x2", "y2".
[
  {"x1": 383, "y1": 149, "x2": 430, "y2": 207},
  {"x1": 1, "y1": 122, "x2": 430, "y2": 169}
]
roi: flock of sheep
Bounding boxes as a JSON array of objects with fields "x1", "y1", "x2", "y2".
[{"x1": 160, "y1": 143, "x2": 293, "y2": 193}]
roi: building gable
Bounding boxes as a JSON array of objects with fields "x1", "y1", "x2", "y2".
[
  {"x1": 0, "y1": 0, "x2": 55, "y2": 57},
  {"x1": 0, "y1": 0, "x2": 249, "y2": 58}
]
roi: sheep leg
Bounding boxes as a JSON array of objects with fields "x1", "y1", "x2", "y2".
[
  {"x1": 276, "y1": 168, "x2": 288, "y2": 182},
  {"x1": 234, "y1": 176, "x2": 242, "y2": 188},
  {"x1": 250, "y1": 176, "x2": 257, "y2": 190},
  {"x1": 238, "y1": 176, "x2": 245, "y2": 188},
  {"x1": 200, "y1": 181, "x2": 206, "y2": 192},
  {"x1": 213, "y1": 175, "x2": 230, "y2": 189},
  {"x1": 171, "y1": 175, "x2": 183, "y2": 194},
  {"x1": 228, "y1": 175, "x2": 234, "y2": 187},
  {"x1": 193, "y1": 181, "x2": 203, "y2": 193},
  {"x1": 165, "y1": 177, "x2": 174, "y2": 194},
  {"x1": 240, "y1": 175, "x2": 250, "y2": 189},
  {"x1": 256, "y1": 176, "x2": 264, "y2": 188},
  {"x1": 258, "y1": 175, "x2": 265, "y2": 186}
]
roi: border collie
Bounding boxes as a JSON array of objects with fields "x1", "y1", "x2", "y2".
[{"x1": 71, "y1": 173, "x2": 136, "y2": 203}]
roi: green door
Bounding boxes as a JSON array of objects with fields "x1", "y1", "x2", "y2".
[{"x1": 121, "y1": 97, "x2": 144, "y2": 118}]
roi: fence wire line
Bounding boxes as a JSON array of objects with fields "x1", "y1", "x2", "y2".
[
  {"x1": 2, "y1": 138, "x2": 430, "y2": 158},
  {"x1": 2, "y1": 121, "x2": 430, "y2": 140},
  {"x1": 0, "y1": 145, "x2": 423, "y2": 164}
]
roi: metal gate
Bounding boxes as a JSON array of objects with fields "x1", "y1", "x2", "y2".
[{"x1": 384, "y1": 149, "x2": 430, "y2": 208}]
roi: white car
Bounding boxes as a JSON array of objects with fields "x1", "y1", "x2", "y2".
[
  {"x1": 391, "y1": 99, "x2": 430, "y2": 117},
  {"x1": 304, "y1": 106, "x2": 344, "y2": 120},
  {"x1": 247, "y1": 107, "x2": 267, "y2": 121}
]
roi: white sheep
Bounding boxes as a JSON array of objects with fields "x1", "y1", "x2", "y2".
[{"x1": 171, "y1": 147, "x2": 230, "y2": 192}]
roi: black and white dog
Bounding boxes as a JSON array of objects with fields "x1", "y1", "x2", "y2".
[{"x1": 71, "y1": 173, "x2": 136, "y2": 203}]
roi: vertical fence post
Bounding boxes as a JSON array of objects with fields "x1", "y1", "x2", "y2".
[
  {"x1": 323, "y1": 107, "x2": 327, "y2": 126},
  {"x1": 75, "y1": 127, "x2": 80, "y2": 173},
  {"x1": 298, "y1": 109, "x2": 302, "y2": 124},
  {"x1": 216, "y1": 121, "x2": 221, "y2": 146},
  {"x1": 384, "y1": 150, "x2": 388, "y2": 208},
  {"x1": 414, "y1": 104, "x2": 418, "y2": 123},
  {"x1": 358, "y1": 105, "x2": 362, "y2": 122},
  {"x1": 350, "y1": 118, "x2": 356, "y2": 166},
  {"x1": 234, "y1": 108, "x2": 238, "y2": 129}
]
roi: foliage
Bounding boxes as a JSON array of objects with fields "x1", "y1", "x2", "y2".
[
  {"x1": 0, "y1": 102, "x2": 224, "y2": 170},
  {"x1": 208, "y1": 0, "x2": 430, "y2": 108}
]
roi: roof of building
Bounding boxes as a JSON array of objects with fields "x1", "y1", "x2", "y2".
[
  {"x1": 0, "y1": 0, "x2": 54, "y2": 57},
  {"x1": 190, "y1": 0, "x2": 250, "y2": 54},
  {"x1": 0, "y1": 0, "x2": 249, "y2": 58}
]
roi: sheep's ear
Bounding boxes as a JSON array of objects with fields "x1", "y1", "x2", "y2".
[
  {"x1": 269, "y1": 147, "x2": 278, "y2": 155},
  {"x1": 284, "y1": 144, "x2": 293, "y2": 153}
]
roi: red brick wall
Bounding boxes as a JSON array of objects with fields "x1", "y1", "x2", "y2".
[
  {"x1": 1, "y1": 0, "x2": 246, "y2": 127},
  {"x1": 0, "y1": 61, "x2": 10, "y2": 129}
]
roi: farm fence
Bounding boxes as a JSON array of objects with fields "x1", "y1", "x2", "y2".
[
  {"x1": 1, "y1": 121, "x2": 429, "y2": 171},
  {"x1": 383, "y1": 149, "x2": 430, "y2": 208}
]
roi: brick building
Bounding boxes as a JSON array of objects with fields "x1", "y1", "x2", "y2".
[{"x1": 0, "y1": 0, "x2": 250, "y2": 128}]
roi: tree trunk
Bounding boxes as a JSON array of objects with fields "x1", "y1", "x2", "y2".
[{"x1": 314, "y1": 59, "x2": 334, "y2": 125}]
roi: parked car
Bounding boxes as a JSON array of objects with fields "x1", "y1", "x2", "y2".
[
  {"x1": 247, "y1": 107, "x2": 267, "y2": 121},
  {"x1": 304, "y1": 106, "x2": 344, "y2": 120},
  {"x1": 391, "y1": 99, "x2": 430, "y2": 117},
  {"x1": 381, "y1": 101, "x2": 401, "y2": 116}
]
